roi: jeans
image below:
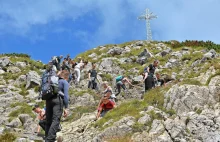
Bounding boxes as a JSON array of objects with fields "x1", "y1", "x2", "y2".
[
  {"x1": 45, "y1": 96, "x2": 63, "y2": 142},
  {"x1": 115, "y1": 81, "x2": 126, "y2": 96}
]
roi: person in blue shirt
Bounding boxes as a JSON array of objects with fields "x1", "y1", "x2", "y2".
[{"x1": 45, "y1": 70, "x2": 69, "y2": 142}]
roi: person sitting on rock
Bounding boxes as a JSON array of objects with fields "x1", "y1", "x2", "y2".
[
  {"x1": 88, "y1": 63, "x2": 99, "y2": 90},
  {"x1": 32, "y1": 105, "x2": 46, "y2": 134},
  {"x1": 115, "y1": 75, "x2": 134, "y2": 96},
  {"x1": 155, "y1": 73, "x2": 166, "y2": 87},
  {"x1": 96, "y1": 96, "x2": 116, "y2": 119},
  {"x1": 142, "y1": 60, "x2": 159, "y2": 82}
]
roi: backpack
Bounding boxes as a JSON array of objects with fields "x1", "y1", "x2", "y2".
[
  {"x1": 40, "y1": 69, "x2": 59, "y2": 100},
  {"x1": 144, "y1": 67, "x2": 148, "y2": 73},
  {"x1": 116, "y1": 75, "x2": 123, "y2": 83}
]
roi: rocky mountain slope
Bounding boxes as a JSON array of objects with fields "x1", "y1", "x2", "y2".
[{"x1": 0, "y1": 40, "x2": 219, "y2": 142}]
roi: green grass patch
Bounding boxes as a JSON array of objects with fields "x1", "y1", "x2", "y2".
[
  {"x1": 0, "y1": 132, "x2": 17, "y2": 142},
  {"x1": 9, "y1": 102, "x2": 35, "y2": 120},
  {"x1": 64, "y1": 106, "x2": 96, "y2": 122},
  {"x1": 179, "y1": 79, "x2": 202, "y2": 86},
  {"x1": 100, "y1": 73, "x2": 113, "y2": 82}
]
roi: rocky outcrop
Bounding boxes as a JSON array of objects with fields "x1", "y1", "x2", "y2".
[
  {"x1": 164, "y1": 84, "x2": 220, "y2": 115},
  {"x1": 25, "y1": 71, "x2": 41, "y2": 89},
  {"x1": 0, "y1": 57, "x2": 11, "y2": 67}
]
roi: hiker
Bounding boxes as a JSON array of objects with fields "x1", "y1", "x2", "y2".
[
  {"x1": 155, "y1": 73, "x2": 166, "y2": 87},
  {"x1": 45, "y1": 70, "x2": 69, "y2": 142},
  {"x1": 61, "y1": 58, "x2": 71, "y2": 72},
  {"x1": 33, "y1": 105, "x2": 46, "y2": 134},
  {"x1": 96, "y1": 96, "x2": 116, "y2": 119},
  {"x1": 97, "y1": 81, "x2": 114, "y2": 111},
  {"x1": 142, "y1": 60, "x2": 159, "y2": 82},
  {"x1": 88, "y1": 63, "x2": 99, "y2": 90},
  {"x1": 74, "y1": 60, "x2": 87, "y2": 85},
  {"x1": 66, "y1": 54, "x2": 71, "y2": 61},
  {"x1": 52, "y1": 55, "x2": 63, "y2": 71},
  {"x1": 115, "y1": 75, "x2": 134, "y2": 96},
  {"x1": 141, "y1": 72, "x2": 154, "y2": 92}
]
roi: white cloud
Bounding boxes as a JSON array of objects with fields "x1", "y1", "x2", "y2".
[{"x1": 0, "y1": 0, "x2": 220, "y2": 44}]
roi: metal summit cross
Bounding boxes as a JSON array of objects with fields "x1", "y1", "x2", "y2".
[{"x1": 138, "y1": 9, "x2": 157, "y2": 41}]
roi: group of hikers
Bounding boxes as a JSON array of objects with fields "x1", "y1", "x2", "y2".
[{"x1": 33, "y1": 54, "x2": 166, "y2": 142}]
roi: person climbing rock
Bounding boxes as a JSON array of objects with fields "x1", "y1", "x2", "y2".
[
  {"x1": 74, "y1": 60, "x2": 87, "y2": 85},
  {"x1": 96, "y1": 96, "x2": 116, "y2": 119},
  {"x1": 32, "y1": 105, "x2": 46, "y2": 134},
  {"x1": 115, "y1": 75, "x2": 134, "y2": 96}
]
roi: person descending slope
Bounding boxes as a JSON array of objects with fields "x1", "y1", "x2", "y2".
[
  {"x1": 115, "y1": 75, "x2": 134, "y2": 96},
  {"x1": 88, "y1": 63, "x2": 99, "y2": 90},
  {"x1": 143, "y1": 60, "x2": 159, "y2": 81}
]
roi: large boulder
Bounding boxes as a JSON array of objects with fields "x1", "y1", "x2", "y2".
[
  {"x1": 25, "y1": 71, "x2": 41, "y2": 89},
  {"x1": 0, "y1": 91, "x2": 24, "y2": 108},
  {"x1": 194, "y1": 66, "x2": 216, "y2": 85},
  {"x1": 18, "y1": 114, "x2": 31, "y2": 124},
  {"x1": 15, "y1": 62, "x2": 27, "y2": 68},
  {"x1": 93, "y1": 116, "x2": 135, "y2": 142},
  {"x1": 203, "y1": 49, "x2": 217, "y2": 59},
  {"x1": 138, "y1": 48, "x2": 153, "y2": 58},
  {"x1": 209, "y1": 75, "x2": 220, "y2": 86},
  {"x1": 98, "y1": 58, "x2": 122, "y2": 75},
  {"x1": 136, "y1": 56, "x2": 147, "y2": 65},
  {"x1": 6, "y1": 118, "x2": 22, "y2": 128},
  {"x1": 7, "y1": 66, "x2": 21, "y2": 73},
  {"x1": 14, "y1": 75, "x2": 27, "y2": 87},
  {"x1": 107, "y1": 47, "x2": 123, "y2": 55},
  {"x1": 164, "y1": 85, "x2": 220, "y2": 115},
  {"x1": 74, "y1": 93, "x2": 95, "y2": 107},
  {"x1": 0, "y1": 57, "x2": 10, "y2": 67}
]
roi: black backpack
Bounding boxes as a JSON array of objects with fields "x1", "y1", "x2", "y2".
[{"x1": 40, "y1": 69, "x2": 59, "y2": 100}]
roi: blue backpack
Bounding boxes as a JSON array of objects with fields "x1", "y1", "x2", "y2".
[
  {"x1": 116, "y1": 75, "x2": 123, "y2": 83},
  {"x1": 40, "y1": 69, "x2": 59, "y2": 100}
]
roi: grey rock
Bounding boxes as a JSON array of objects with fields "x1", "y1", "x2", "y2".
[
  {"x1": 15, "y1": 62, "x2": 27, "y2": 68},
  {"x1": 0, "y1": 92, "x2": 24, "y2": 108},
  {"x1": 149, "y1": 120, "x2": 165, "y2": 135},
  {"x1": 0, "y1": 69, "x2": 5, "y2": 74},
  {"x1": 107, "y1": 47, "x2": 123, "y2": 55},
  {"x1": 161, "y1": 48, "x2": 172, "y2": 57},
  {"x1": 6, "y1": 118, "x2": 22, "y2": 128},
  {"x1": 209, "y1": 75, "x2": 220, "y2": 86},
  {"x1": 135, "y1": 41, "x2": 145, "y2": 46},
  {"x1": 19, "y1": 114, "x2": 31, "y2": 124},
  {"x1": 0, "y1": 127, "x2": 5, "y2": 134},
  {"x1": 138, "y1": 114, "x2": 151, "y2": 124},
  {"x1": 136, "y1": 56, "x2": 147, "y2": 65},
  {"x1": 26, "y1": 71, "x2": 41, "y2": 89},
  {"x1": 164, "y1": 85, "x2": 220, "y2": 115},
  {"x1": 88, "y1": 53, "x2": 97, "y2": 58},
  {"x1": 138, "y1": 48, "x2": 153, "y2": 58},
  {"x1": 74, "y1": 93, "x2": 95, "y2": 107},
  {"x1": 7, "y1": 66, "x2": 21, "y2": 73},
  {"x1": 14, "y1": 75, "x2": 27, "y2": 87},
  {"x1": 132, "y1": 75, "x2": 143, "y2": 83},
  {"x1": 204, "y1": 49, "x2": 217, "y2": 59},
  {"x1": 0, "y1": 57, "x2": 10, "y2": 67}
]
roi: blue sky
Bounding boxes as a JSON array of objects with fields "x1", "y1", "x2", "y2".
[{"x1": 0, "y1": 0, "x2": 219, "y2": 63}]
